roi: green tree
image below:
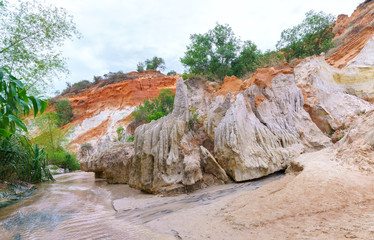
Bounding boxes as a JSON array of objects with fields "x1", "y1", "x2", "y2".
[
  {"x1": 54, "y1": 99, "x2": 74, "y2": 127},
  {"x1": 229, "y1": 40, "x2": 262, "y2": 77},
  {"x1": 181, "y1": 23, "x2": 240, "y2": 80},
  {"x1": 276, "y1": 10, "x2": 335, "y2": 62},
  {"x1": 137, "y1": 56, "x2": 166, "y2": 72},
  {"x1": 145, "y1": 56, "x2": 166, "y2": 71},
  {"x1": 0, "y1": 0, "x2": 80, "y2": 92},
  {"x1": 137, "y1": 62, "x2": 145, "y2": 73}
]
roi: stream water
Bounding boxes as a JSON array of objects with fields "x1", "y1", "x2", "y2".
[{"x1": 0, "y1": 172, "x2": 283, "y2": 240}]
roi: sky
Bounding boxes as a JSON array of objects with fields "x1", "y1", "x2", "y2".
[{"x1": 45, "y1": 0, "x2": 364, "y2": 93}]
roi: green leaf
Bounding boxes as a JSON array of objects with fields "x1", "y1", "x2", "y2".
[
  {"x1": 29, "y1": 96, "x2": 39, "y2": 117},
  {"x1": 9, "y1": 114, "x2": 28, "y2": 132},
  {"x1": 0, "y1": 128, "x2": 11, "y2": 138},
  {"x1": 11, "y1": 78, "x2": 24, "y2": 88}
]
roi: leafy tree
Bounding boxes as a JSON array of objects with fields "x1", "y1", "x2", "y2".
[
  {"x1": 145, "y1": 57, "x2": 166, "y2": 71},
  {"x1": 137, "y1": 62, "x2": 145, "y2": 73},
  {"x1": 229, "y1": 40, "x2": 262, "y2": 77},
  {"x1": 54, "y1": 99, "x2": 74, "y2": 127},
  {"x1": 137, "y1": 56, "x2": 166, "y2": 72},
  {"x1": 132, "y1": 89, "x2": 175, "y2": 123},
  {"x1": 0, "y1": 0, "x2": 80, "y2": 92},
  {"x1": 276, "y1": 10, "x2": 335, "y2": 62},
  {"x1": 181, "y1": 23, "x2": 240, "y2": 80},
  {"x1": 0, "y1": 67, "x2": 47, "y2": 139}
]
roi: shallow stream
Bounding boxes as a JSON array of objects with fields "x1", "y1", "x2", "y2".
[{"x1": 0, "y1": 172, "x2": 283, "y2": 240}]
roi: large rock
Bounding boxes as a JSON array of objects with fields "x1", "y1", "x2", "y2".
[
  {"x1": 80, "y1": 142, "x2": 134, "y2": 183},
  {"x1": 210, "y1": 71, "x2": 331, "y2": 182},
  {"x1": 295, "y1": 56, "x2": 372, "y2": 133},
  {"x1": 129, "y1": 78, "x2": 204, "y2": 193}
]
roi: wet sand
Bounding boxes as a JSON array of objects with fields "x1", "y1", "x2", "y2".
[{"x1": 0, "y1": 171, "x2": 282, "y2": 240}]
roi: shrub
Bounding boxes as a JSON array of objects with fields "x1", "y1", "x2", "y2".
[
  {"x1": 132, "y1": 89, "x2": 175, "y2": 123},
  {"x1": 116, "y1": 126, "x2": 125, "y2": 141},
  {"x1": 0, "y1": 134, "x2": 54, "y2": 183},
  {"x1": 47, "y1": 150, "x2": 80, "y2": 171},
  {"x1": 127, "y1": 136, "x2": 134, "y2": 142},
  {"x1": 54, "y1": 99, "x2": 74, "y2": 127}
]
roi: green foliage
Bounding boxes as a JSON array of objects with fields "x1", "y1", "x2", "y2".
[
  {"x1": 127, "y1": 135, "x2": 134, "y2": 142},
  {"x1": 54, "y1": 99, "x2": 73, "y2": 127},
  {"x1": 0, "y1": 134, "x2": 54, "y2": 183},
  {"x1": 137, "y1": 56, "x2": 166, "y2": 72},
  {"x1": 132, "y1": 89, "x2": 175, "y2": 123},
  {"x1": 256, "y1": 50, "x2": 285, "y2": 69},
  {"x1": 116, "y1": 126, "x2": 125, "y2": 141},
  {"x1": 229, "y1": 40, "x2": 262, "y2": 77},
  {"x1": 47, "y1": 150, "x2": 80, "y2": 171},
  {"x1": 0, "y1": 67, "x2": 47, "y2": 139},
  {"x1": 181, "y1": 23, "x2": 240, "y2": 81},
  {"x1": 276, "y1": 10, "x2": 335, "y2": 62},
  {"x1": 137, "y1": 62, "x2": 145, "y2": 73},
  {"x1": 33, "y1": 112, "x2": 63, "y2": 151},
  {"x1": 167, "y1": 70, "x2": 177, "y2": 76},
  {"x1": 0, "y1": 0, "x2": 80, "y2": 92},
  {"x1": 32, "y1": 110, "x2": 78, "y2": 171}
]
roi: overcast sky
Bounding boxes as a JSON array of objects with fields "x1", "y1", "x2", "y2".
[{"x1": 46, "y1": 0, "x2": 363, "y2": 92}]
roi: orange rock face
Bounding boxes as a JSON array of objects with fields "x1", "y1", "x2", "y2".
[
  {"x1": 68, "y1": 71, "x2": 178, "y2": 124},
  {"x1": 327, "y1": 27, "x2": 374, "y2": 68},
  {"x1": 242, "y1": 65, "x2": 294, "y2": 90},
  {"x1": 327, "y1": 0, "x2": 374, "y2": 68},
  {"x1": 215, "y1": 75, "x2": 244, "y2": 96},
  {"x1": 60, "y1": 71, "x2": 178, "y2": 149},
  {"x1": 333, "y1": 0, "x2": 374, "y2": 39}
]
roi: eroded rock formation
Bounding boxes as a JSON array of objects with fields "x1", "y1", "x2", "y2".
[{"x1": 210, "y1": 71, "x2": 330, "y2": 181}]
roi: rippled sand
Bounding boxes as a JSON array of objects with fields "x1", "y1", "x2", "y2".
[{"x1": 0, "y1": 171, "x2": 281, "y2": 240}]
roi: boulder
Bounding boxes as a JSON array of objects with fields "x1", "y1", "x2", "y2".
[
  {"x1": 80, "y1": 142, "x2": 134, "y2": 183},
  {"x1": 200, "y1": 146, "x2": 229, "y2": 183}
]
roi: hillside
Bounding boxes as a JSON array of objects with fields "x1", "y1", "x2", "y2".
[{"x1": 52, "y1": 70, "x2": 178, "y2": 151}]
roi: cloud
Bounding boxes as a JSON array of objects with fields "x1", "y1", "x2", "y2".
[{"x1": 47, "y1": 0, "x2": 363, "y2": 92}]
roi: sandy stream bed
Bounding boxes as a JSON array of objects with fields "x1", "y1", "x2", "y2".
[{"x1": 133, "y1": 149, "x2": 374, "y2": 240}]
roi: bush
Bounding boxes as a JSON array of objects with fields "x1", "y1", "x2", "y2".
[
  {"x1": 167, "y1": 70, "x2": 177, "y2": 76},
  {"x1": 132, "y1": 89, "x2": 175, "y2": 123},
  {"x1": 47, "y1": 150, "x2": 80, "y2": 171},
  {"x1": 116, "y1": 126, "x2": 125, "y2": 141},
  {"x1": 54, "y1": 99, "x2": 74, "y2": 127}
]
